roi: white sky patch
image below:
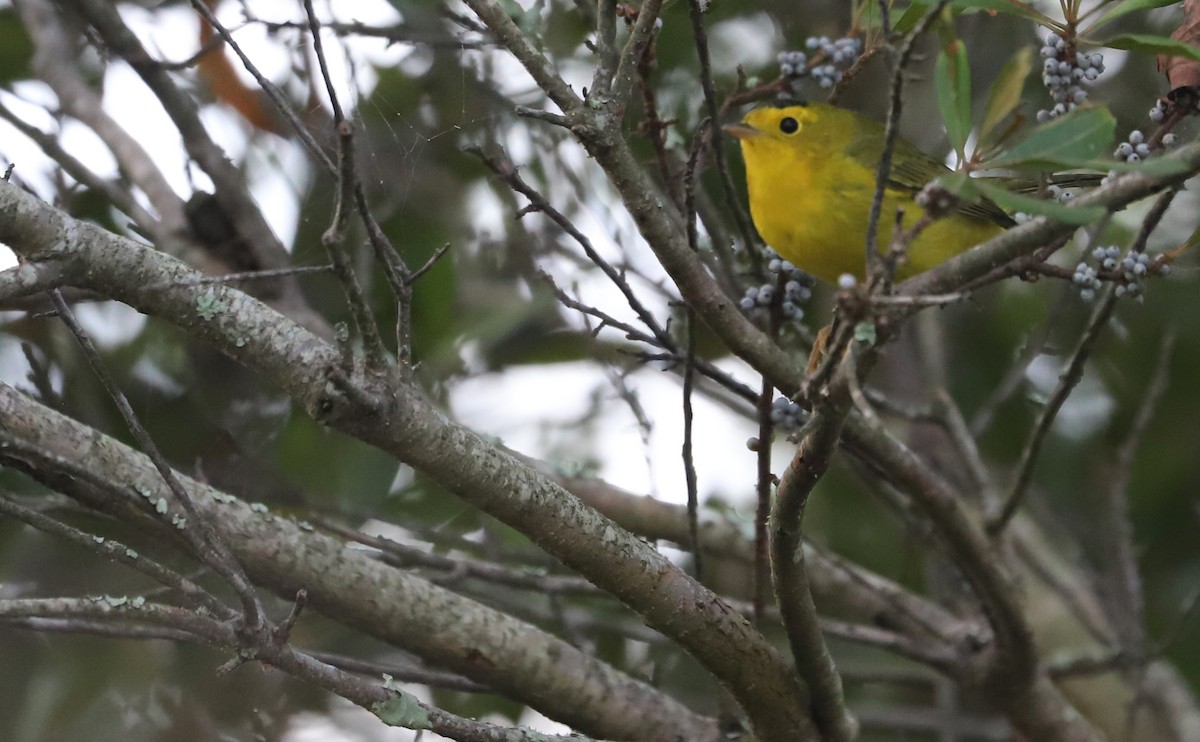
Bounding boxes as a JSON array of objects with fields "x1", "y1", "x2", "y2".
[
  {"x1": 708, "y1": 14, "x2": 780, "y2": 75},
  {"x1": 1025, "y1": 352, "x2": 1115, "y2": 439},
  {"x1": 245, "y1": 137, "x2": 309, "y2": 248},
  {"x1": 284, "y1": 689, "x2": 571, "y2": 741},
  {"x1": 0, "y1": 324, "x2": 34, "y2": 388},
  {"x1": 130, "y1": 356, "x2": 185, "y2": 397},
  {"x1": 100, "y1": 62, "x2": 191, "y2": 197},
  {"x1": 449, "y1": 359, "x2": 762, "y2": 507},
  {"x1": 0, "y1": 86, "x2": 68, "y2": 198},
  {"x1": 72, "y1": 301, "x2": 148, "y2": 349},
  {"x1": 0, "y1": 246, "x2": 14, "y2": 272}
]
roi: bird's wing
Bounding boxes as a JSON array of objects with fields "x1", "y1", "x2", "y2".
[{"x1": 844, "y1": 128, "x2": 1015, "y2": 228}]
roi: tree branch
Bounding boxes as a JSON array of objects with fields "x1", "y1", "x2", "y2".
[{"x1": 0, "y1": 379, "x2": 717, "y2": 741}]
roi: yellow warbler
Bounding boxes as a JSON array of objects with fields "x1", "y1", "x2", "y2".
[{"x1": 726, "y1": 103, "x2": 1012, "y2": 284}]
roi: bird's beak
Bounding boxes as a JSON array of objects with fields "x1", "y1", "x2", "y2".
[{"x1": 722, "y1": 122, "x2": 760, "y2": 140}]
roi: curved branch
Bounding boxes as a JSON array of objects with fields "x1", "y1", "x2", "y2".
[
  {"x1": 0, "y1": 381, "x2": 716, "y2": 742},
  {"x1": 0, "y1": 598, "x2": 610, "y2": 742},
  {"x1": 0, "y1": 179, "x2": 806, "y2": 740}
]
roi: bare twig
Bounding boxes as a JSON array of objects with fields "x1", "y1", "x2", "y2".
[
  {"x1": 865, "y1": 1, "x2": 949, "y2": 284},
  {"x1": 1104, "y1": 330, "x2": 1175, "y2": 654},
  {"x1": 0, "y1": 98, "x2": 157, "y2": 229},
  {"x1": 0, "y1": 495, "x2": 231, "y2": 618},
  {"x1": 0, "y1": 597, "x2": 602, "y2": 742},
  {"x1": 317, "y1": 519, "x2": 601, "y2": 596},
  {"x1": 682, "y1": 125, "x2": 706, "y2": 581},
  {"x1": 188, "y1": 0, "x2": 336, "y2": 174},
  {"x1": 469, "y1": 146, "x2": 673, "y2": 349},
  {"x1": 685, "y1": 0, "x2": 756, "y2": 251},
  {"x1": 47, "y1": 290, "x2": 266, "y2": 631},
  {"x1": 144, "y1": 264, "x2": 336, "y2": 290},
  {"x1": 303, "y1": 650, "x2": 490, "y2": 693},
  {"x1": 988, "y1": 287, "x2": 1119, "y2": 534},
  {"x1": 17, "y1": 0, "x2": 188, "y2": 239},
  {"x1": 989, "y1": 189, "x2": 1178, "y2": 535}
]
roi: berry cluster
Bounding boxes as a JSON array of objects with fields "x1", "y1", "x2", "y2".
[
  {"x1": 1072, "y1": 245, "x2": 1170, "y2": 302},
  {"x1": 1037, "y1": 33, "x2": 1104, "y2": 121},
  {"x1": 778, "y1": 36, "x2": 863, "y2": 90},
  {"x1": 1114, "y1": 130, "x2": 1151, "y2": 164},
  {"x1": 1013, "y1": 183, "x2": 1077, "y2": 224},
  {"x1": 1071, "y1": 257, "x2": 1104, "y2": 302},
  {"x1": 738, "y1": 250, "x2": 814, "y2": 323},
  {"x1": 770, "y1": 395, "x2": 805, "y2": 432},
  {"x1": 1113, "y1": 102, "x2": 1181, "y2": 164}
]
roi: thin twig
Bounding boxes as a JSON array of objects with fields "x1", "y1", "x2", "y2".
[
  {"x1": 754, "y1": 270, "x2": 786, "y2": 624},
  {"x1": 317, "y1": 519, "x2": 601, "y2": 595},
  {"x1": 304, "y1": 650, "x2": 490, "y2": 693},
  {"x1": 470, "y1": 146, "x2": 674, "y2": 349},
  {"x1": 188, "y1": 0, "x2": 336, "y2": 174},
  {"x1": 0, "y1": 597, "x2": 598, "y2": 742},
  {"x1": 988, "y1": 286, "x2": 1119, "y2": 535},
  {"x1": 685, "y1": 0, "x2": 756, "y2": 251},
  {"x1": 682, "y1": 123, "x2": 705, "y2": 581},
  {"x1": 865, "y1": 0, "x2": 950, "y2": 284},
  {"x1": 0, "y1": 495, "x2": 232, "y2": 618},
  {"x1": 320, "y1": 117, "x2": 389, "y2": 370},
  {"x1": 255, "y1": 18, "x2": 486, "y2": 49},
  {"x1": 46, "y1": 290, "x2": 265, "y2": 631},
  {"x1": 681, "y1": 312, "x2": 703, "y2": 581},
  {"x1": 0, "y1": 99, "x2": 157, "y2": 230},
  {"x1": 1110, "y1": 329, "x2": 1176, "y2": 742},
  {"x1": 988, "y1": 189, "x2": 1178, "y2": 535},
  {"x1": 145, "y1": 264, "x2": 335, "y2": 289},
  {"x1": 301, "y1": 0, "x2": 389, "y2": 369}
]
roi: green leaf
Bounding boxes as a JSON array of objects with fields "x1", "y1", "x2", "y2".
[
  {"x1": 936, "y1": 39, "x2": 973, "y2": 163},
  {"x1": 0, "y1": 9, "x2": 33, "y2": 86},
  {"x1": 973, "y1": 180, "x2": 1107, "y2": 224},
  {"x1": 899, "y1": 0, "x2": 1051, "y2": 30},
  {"x1": 1099, "y1": 33, "x2": 1200, "y2": 61},
  {"x1": 893, "y1": 4, "x2": 933, "y2": 34},
  {"x1": 979, "y1": 47, "x2": 1033, "y2": 148},
  {"x1": 988, "y1": 107, "x2": 1116, "y2": 170},
  {"x1": 1080, "y1": 156, "x2": 1192, "y2": 176},
  {"x1": 1091, "y1": 0, "x2": 1181, "y2": 30},
  {"x1": 937, "y1": 172, "x2": 1106, "y2": 225}
]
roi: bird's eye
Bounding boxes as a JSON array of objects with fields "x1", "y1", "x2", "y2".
[{"x1": 779, "y1": 117, "x2": 799, "y2": 134}]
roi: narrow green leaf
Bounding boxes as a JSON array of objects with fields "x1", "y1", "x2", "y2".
[
  {"x1": 937, "y1": 172, "x2": 1106, "y2": 225},
  {"x1": 1092, "y1": 0, "x2": 1181, "y2": 30},
  {"x1": 979, "y1": 47, "x2": 1033, "y2": 148},
  {"x1": 936, "y1": 39, "x2": 973, "y2": 163},
  {"x1": 973, "y1": 181, "x2": 1106, "y2": 224},
  {"x1": 900, "y1": 0, "x2": 1051, "y2": 28},
  {"x1": 1080, "y1": 156, "x2": 1192, "y2": 176},
  {"x1": 1099, "y1": 33, "x2": 1200, "y2": 61},
  {"x1": 988, "y1": 107, "x2": 1116, "y2": 170},
  {"x1": 894, "y1": 4, "x2": 932, "y2": 34},
  {"x1": 935, "y1": 171, "x2": 977, "y2": 200}
]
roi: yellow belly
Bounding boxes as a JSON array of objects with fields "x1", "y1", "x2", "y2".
[{"x1": 745, "y1": 153, "x2": 1001, "y2": 284}]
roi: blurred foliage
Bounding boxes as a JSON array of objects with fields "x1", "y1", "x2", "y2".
[{"x1": 0, "y1": 0, "x2": 1199, "y2": 740}]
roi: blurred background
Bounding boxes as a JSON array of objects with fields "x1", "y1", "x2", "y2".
[{"x1": 0, "y1": 0, "x2": 1197, "y2": 739}]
